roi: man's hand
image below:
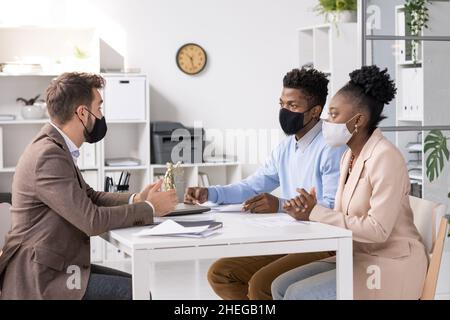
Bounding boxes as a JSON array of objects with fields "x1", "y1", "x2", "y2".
[
  {"x1": 242, "y1": 193, "x2": 279, "y2": 213},
  {"x1": 283, "y1": 188, "x2": 317, "y2": 221},
  {"x1": 146, "y1": 180, "x2": 178, "y2": 217},
  {"x1": 134, "y1": 180, "x2": 161, "y2": 204},
  {"x1": 184, "y1": 187, "x2": 208, "y2": 204}
]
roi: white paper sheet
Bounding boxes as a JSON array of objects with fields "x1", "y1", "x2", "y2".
[
  {"x1": 211, "y1": 204, "x2": 244, "y2": 213},
  {"x1": 247, "y1": 215, "x2": 312, "y2": 228},
  {"x1": 168, "y1": 229, "x2": 220, "y2": 238},
  {"x1": 134, "y1": 220, "x2": 210, "y2": 237}
]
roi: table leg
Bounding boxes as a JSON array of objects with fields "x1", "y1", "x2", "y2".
[
  {"x1": 132, "y1": 249, "x2": 151, "y2": 300},
  {"x1": 336, "y1": 237, "x2": 353, "y2": 300}
]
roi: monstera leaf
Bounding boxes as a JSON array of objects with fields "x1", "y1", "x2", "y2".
[{"x1": 424, "y1": 130, "x2": 450, "y2": 182}]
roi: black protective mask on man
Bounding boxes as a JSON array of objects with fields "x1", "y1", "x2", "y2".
[
  {"x1": 279, "y1": 108, "x2": 314, "y2": 135},
  {"x1": 78, "y1": 108, "x2": 108, "y2": 144}
]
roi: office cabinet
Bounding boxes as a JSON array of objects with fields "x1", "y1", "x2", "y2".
[
  {"x1": 399, "y1": 67, "x2": 423, "y2": 121},
  {"x1": 394, "y1": 3, "x2": 450, "y2": 204},
  {"x1": 103, "y1": 75, "x2": 147, "y2": 121}
]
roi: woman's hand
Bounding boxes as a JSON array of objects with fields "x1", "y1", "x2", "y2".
[{"x1": 283, "y1": 188, "x2": 317, "y2": 221}]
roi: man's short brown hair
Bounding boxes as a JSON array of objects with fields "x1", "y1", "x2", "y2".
[{"x1": 46, "y1": 72, "x2": 105, "y2": 124}]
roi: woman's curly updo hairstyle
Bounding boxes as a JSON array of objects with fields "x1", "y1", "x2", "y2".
[{"x1": 338, "y1": 65, "x2": 397, "y2": 134}]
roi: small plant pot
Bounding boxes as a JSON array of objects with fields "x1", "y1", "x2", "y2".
[
  {"x1": 329, "y1": 10, "x2": 357, "y2": 23},
  {"x1": 21, "y1": 104, "x2": 46, "y2": 120}
]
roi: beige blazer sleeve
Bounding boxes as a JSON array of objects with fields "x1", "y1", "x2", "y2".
[
  {"x1": 310, "y1": 148, "x2": 409, "y2": 243},
  {"x1": 34, "y1": 145, "x2": 153, "y2": 237}
]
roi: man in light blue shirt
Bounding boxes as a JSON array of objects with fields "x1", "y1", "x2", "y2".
[
  {"x1": 207, "y1": 119, "x2": 342, "y2": 211},
  {"x1": 185, "y1": 69, "x2": 346, "y2": 214},
  {"x1": 184, "y1": 68, "x2": 346, "y2": 301}
]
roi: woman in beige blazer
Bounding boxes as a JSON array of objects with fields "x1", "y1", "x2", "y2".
[{"x1": 271, "y1": 66, "x2": 428, "y2": 300}]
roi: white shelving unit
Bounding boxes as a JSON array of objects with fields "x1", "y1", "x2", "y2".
[
  {"x1": 0, "y1": 26, "x2": 102, "y2": 191},
  {"x1": 0, "y1": 26, "x2": 150, "y2": 264},
  {"x1": 298, "y1": 23, "x2": 359, "y2": 116},
  {"x1": 100, "y1": 73, "x2": 151, "y2": 195},
  {"x1": 0, "y1": 75, "x2": 150, "y2": 192},
  {"x1": 394, "y1": 4, "x2": 450, "y2": 203},
  {"x1": 395, "y1": 5, "x2": 424, "y2": 193},
  {"x1": 0, "y1": 26, "x2": 100, "y2": 75},
  {"x1": 0, "y1": 26, "x2": 243, "y2": 265},
  {"x1": 150, "y1": 162, "x2": 242, "y2": 201}
]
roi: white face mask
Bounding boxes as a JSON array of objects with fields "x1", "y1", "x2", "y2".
[{"x1": 322, "y1": 115, "x2": 359, "y2": 147}]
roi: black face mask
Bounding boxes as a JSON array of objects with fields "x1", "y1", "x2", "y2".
[
  {"x1": 279, "y1": 108, "x2": 314, "y2": 135},
  {"x1": 78, "y1": 108, "x2": 108, "y2": 144}
]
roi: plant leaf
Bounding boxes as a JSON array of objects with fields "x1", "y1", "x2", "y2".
[{"x1": 425, "y1": 130, "x2": 450, "y2": 182}]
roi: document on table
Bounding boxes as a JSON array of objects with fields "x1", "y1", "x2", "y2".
[
  {"x1": 247, "y1": 215, "x2": 313, "y2": 228},
  {"x1": 133, "y1": 220, "x2": 219, "y2": 238},
  {"x1": 210, "y1": 204, "x2": 244, "y2": 213}
]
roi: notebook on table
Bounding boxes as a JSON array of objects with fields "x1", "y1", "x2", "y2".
[{"x1": 165, "y1": 203, "x2": 212, "y2": 217}]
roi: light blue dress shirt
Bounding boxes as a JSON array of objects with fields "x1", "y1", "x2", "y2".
[{"x1": 207, "y1": 120, "x2": 347, "y2": 211}]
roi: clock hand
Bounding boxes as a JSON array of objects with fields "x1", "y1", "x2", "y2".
[{"x1": 188, "y1": 55, "x2": 194, "y2": 67}]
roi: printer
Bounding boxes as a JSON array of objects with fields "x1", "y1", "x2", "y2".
[{"x1": 151, "y1": 121, "x2": 205, "y2": 164}]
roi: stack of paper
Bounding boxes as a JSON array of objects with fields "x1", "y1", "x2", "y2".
[
  {"x1": 105, "y1": 157, "x2": 141, "y2": 167},
  {"x1": 0, "y1": 114, "x2": 16, "y2": 121},
  {"x1": 198, "y1": 172, "x2": 210, "y2": 187},
  {"x1": 211, "y1": 204, "x2": 244, "y2": 213},
  {"x1": 133, "y1": 220, "x2": 220, "y2": 238},
  {"x1": 1, "y1": 63, "x2": 43, "y2": 75}
]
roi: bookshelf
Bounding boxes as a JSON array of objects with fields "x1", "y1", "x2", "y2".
[
  {"x1": 394, "y1": 4, "x2": 450, "y2": 203},
  {"x1": 150, "y1": 162, "x2": 242, "y2": 202},
  {"x1": 0, "y1": 26, "x2": 243, "y2": 265},
  {"x1": 297, "y1": 23, "x2": 359, "y2": 116}
]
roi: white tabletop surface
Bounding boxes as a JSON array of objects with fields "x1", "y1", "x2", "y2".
[{"x1": 106, "y1": 211, "x2": 352, "y2": 251}]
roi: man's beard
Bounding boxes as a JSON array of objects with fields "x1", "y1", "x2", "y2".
[{"x1": 83, "y1": 115, "x2": 95, "y2": 141}]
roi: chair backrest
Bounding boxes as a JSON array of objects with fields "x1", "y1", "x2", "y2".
[
  {"x1": 0, "y1": 202, "x2": 12, "y2": 249},
  {"x1": 421, "y1": 216, "x2": 449, "y2": 300},
  {"x1": 409, "y1": 196, "x2": 446, "y2": 254}
]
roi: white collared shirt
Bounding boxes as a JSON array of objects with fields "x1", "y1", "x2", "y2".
[
  {"x1": 295, "y1": 119, "x2": 323, "y2": 153},
  {"x1": 50, "y1": 122, "x2": 80, "y2": 164}
]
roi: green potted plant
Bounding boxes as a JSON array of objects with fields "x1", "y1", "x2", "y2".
[
  {"x1": 16, "y1": 94, "x2": 46, "y2": 120},
  {"x1": 404, "y1": 0, "x2": 431, "y2": 63},
  {"x1": 424, "y1": 130, "x2": 450, "y2": 201},
  {"x1": 314, "y1": 0, "x2": 358, "y2": 24}
]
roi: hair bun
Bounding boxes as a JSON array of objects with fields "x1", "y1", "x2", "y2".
[{"x1": 349, "y1": 65, "x2": 397, "y2": 105}]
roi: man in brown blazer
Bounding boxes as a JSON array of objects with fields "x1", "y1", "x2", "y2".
[{"x1": 0, "y1": 72, "x2": 177, "y2": 300}]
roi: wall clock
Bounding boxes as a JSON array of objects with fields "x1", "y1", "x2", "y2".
[{"x1": 176, "y1": 43, "x2": 207, "y2": 75}]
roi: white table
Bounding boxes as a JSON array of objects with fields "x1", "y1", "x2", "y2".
[{"x1": 101, "y1": 211, "x2": 353, "y2": 300}]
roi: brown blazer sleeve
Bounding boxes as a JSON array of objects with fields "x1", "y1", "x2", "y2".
[
  {"x1": 34, "y1": 145, "x2": 153, "y2": 236},
  {"x1": 310, "y1": 148, "x2": 408, "y2": 244},
  {"x1": 85, "y1": 183, "x2": 131, "y2": 207}
]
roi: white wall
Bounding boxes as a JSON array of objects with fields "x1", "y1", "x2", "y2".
[{"x1": 1, "y1": 0, "x2": 323, "y2": 177}]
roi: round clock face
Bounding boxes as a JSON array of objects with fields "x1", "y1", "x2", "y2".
[{"x1": 176, "y1": 43, "x2": 207, "y2": 75}]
